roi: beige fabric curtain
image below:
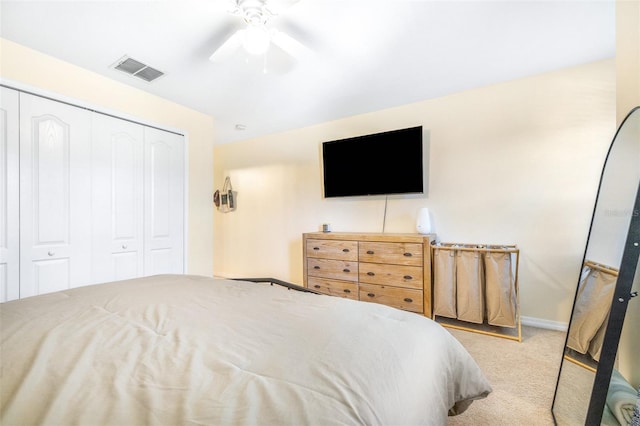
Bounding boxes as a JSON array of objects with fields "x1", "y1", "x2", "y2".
[
  {"x1": 433, "y1": 248, "x2": 457, "y2": 318},
  {"x1": 567, "y1": 265, "x2": 617, "y2": 354},
  {"x1": 484, "y1": 251, "x2": 516, "y2": 328},
  {"x1": 456, "y1": 250, "x2": 484, "y2": 324}
]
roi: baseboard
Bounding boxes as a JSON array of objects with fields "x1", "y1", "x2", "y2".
[{"x1": 521, "y1": 315, "x2": 568, "y2": 332}]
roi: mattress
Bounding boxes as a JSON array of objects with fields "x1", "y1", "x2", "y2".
[{"x1": 0, "y1": 274, "x2": 491, "y2": 425}]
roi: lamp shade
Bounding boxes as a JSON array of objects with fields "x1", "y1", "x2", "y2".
[{"x1": 416, "y1": 208, "x2": 432, "y2": 234}]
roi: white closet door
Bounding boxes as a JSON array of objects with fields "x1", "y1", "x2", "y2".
[
  {"x1": 0, "y1": 87, "x2": 20, "y2": 302},
  {"x1": 91, "y1": 113, "x2": 144, "y2": 284},
  {"x1": 19, "y1": 94, "x2": 92, "y2": 297},
  {"x1": 144, "y1": 127, "x2": 184, "y2": 275}
]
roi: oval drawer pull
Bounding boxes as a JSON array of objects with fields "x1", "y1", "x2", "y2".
[
  {"x1": 47, "y1": 251, "x2": 55, "y2": 257},
  {"x1": 367, "y1": 272, "x2": 375, "y2": 276},
  {"x1": 343, "y1": 289, "x2": 351, "y2": 294},
  {"x1": 314, "y1": 266, "x2": 320, "y2": 269},
  {"x1": 404, "y1": 298, "x2": 413, "y2": 303},
  {"x1": 366, "y1": 250, "x2": 374, "y2": 255},
  {"x1": 403, "y1": 253, "x2": 413, "y2": 257},
  {"x1": 342, "y1": 248, "x2": 350, "y2": 252},
  {"x1": 367, "y1": 293, "x2": 375, "y2": 298},
  {"x1": 313, "y1": 247, "x2": 320, "y2": 250},
  {"x1": 343, "y1": 269, "x2": 350, "y2": 273},
  {"x1": 403, "y1": 275, "x2": 413, "y2": 280},
  {"x1": 314, "y1": 285, "x2": 321, "y2": 289}
]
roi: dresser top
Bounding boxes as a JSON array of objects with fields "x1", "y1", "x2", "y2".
[{"x1": 303, "y1": 232, "x2": 436, "y2": 243}]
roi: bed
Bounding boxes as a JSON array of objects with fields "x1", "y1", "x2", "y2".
[{"x1": 0, "y1": 274, "x2": 491, "y2": 425}]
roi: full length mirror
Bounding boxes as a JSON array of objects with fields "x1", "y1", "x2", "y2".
[{"x1": 552, "y1": 107, "x2": 640, "y2": 425}]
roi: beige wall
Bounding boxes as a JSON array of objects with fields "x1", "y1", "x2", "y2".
[
  {"x1": 616, "y1": 0, "x2": 640, "y2": 123},
  {"x1": 0, "y1": 38, "x2": 215, "y2": 276},
  {"x1": 214, "y1": 59, "x2": 616, "y2": 324}
]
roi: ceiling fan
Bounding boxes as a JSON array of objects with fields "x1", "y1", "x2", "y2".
[{"x1": 208, "y1": 0, "x2": 311, "y2": 66}]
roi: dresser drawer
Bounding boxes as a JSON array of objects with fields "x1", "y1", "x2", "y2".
[
  {"x1": 359, "y1": 263, "x2": 423, "y2": 289},
  {"x1": 307, "y1": 277, "x2": 358, "y2": 300},
  {"x1": 307, "y1": 258, "x2": 358, "y2": 282},
  {"x1": 306, "y1": 239, "x2": 358, "y2": 261},
  {"x1": 359, "y1": 283, "x2": 424, "y2": 313},
  {"x1": 359, "y1": 242, "x2": 423, "y2": 266}
]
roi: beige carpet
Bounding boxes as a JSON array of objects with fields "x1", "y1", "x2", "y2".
[{"x1": 446, "y1": 325, "x2": 566, "y2": 426}]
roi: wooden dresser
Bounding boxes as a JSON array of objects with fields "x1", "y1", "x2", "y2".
[{"x1": 303, "y1": 232, "x2": 435, "y2": 316}]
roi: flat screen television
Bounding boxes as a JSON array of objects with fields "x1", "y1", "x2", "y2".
[{"x1": 322, "y1": 126, "x2": 424, "y2": 198}]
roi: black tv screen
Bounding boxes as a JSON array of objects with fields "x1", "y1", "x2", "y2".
[{"x1": 322, "y1": 126, "x2": 424, "y2": 198}]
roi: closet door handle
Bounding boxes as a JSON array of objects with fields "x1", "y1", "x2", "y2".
[{"x1": 404, "y1": 298, "x2": 413, "y2": 303}]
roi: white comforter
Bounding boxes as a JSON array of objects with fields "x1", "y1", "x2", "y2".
[{"x1": 0, "y1": 275, "x2": 491, "y2": 425}]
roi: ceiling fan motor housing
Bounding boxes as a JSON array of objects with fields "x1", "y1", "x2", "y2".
[{"x1": 234, "y1": 0, "x2": 273, "y2": 25}]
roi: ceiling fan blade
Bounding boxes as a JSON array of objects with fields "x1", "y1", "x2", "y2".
[
  {"x1": 271, "y1": 29, "x2": 310, "y2": 59},
  {"x1": 263, "y1": 43, "x2": 297, "y2": 74},
  {"x1": 209, "y1": 29, "x2": 245, "y2": 63},
  {"x1": 275, "y1": 17, "x2": 317, "y2": 49},
  {"x1": 264, "y1": 0, "x2": 302, "y2": 15}
]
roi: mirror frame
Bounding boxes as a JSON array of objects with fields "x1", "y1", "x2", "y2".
[
  {"x1": 586, "y1": 181, "x2": 639, "y2": 424},
  {"x1": 552, "y1": 106, "x2": 640, "y2": 425}
]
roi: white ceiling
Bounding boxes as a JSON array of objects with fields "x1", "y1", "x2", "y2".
[{"x1": 0, "y1": 0, "x2": 615, "y2": 144}]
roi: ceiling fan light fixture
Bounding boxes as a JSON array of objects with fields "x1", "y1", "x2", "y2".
[
  {"x1": 211, "y1": 0, "x2": 306, "y2": 64},
  {"x1": 243, "y1": 24, "x2": 271, "y2": 54}
]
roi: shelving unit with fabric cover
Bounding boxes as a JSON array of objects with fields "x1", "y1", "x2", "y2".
[{"x1": 432, "y1": 242, "x2": 521, "y2": 342}]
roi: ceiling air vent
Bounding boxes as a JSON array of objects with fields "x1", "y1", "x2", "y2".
[{"x1": 112, "y1": 56, "x2": 164, "y2": 82}]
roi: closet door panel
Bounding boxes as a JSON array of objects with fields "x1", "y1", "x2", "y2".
[
  {"x1": 148, "y1": 248, "x2": 173, "y2": 274},
  {"x1": 91, "y1": 113, "x2": 143, "y2": 284},
  {"x1": 19, "y1": 94, "x2": 92, "y2": 297},
  {"x1": 34, "y1": 117, "x2": 69, "y2": 242},
  {"x1": 144, "y1": 127, "x2": 184, "y2": 275},
  {"x1": 149, "y1": 140, "x2": 171, "y2": 237},
  {"x1": 113, "y1": 252, "x2": 139, "y2": 279},
  {"x1": 33, "y1": 259, "x2": 70, "y2": 295},
  {"x1": 0, "y1": 87, "x2": 19, "y2": 301}
]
